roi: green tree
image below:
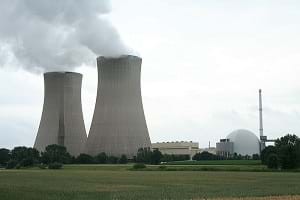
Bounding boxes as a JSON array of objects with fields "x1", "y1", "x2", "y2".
[
  {"x1": 75, "y1": 154, "x2": 94, "y2": 164},
  {"x1": 275, "y1": 134, "x2": 300, "y2": 169},
  {"x1": 108, "y1": 156, "x2": 118, "y2": 164},
  {"x1": 41, "y1": 144, "x2": 71, "y2": 164},
  {"x1": 6, "y1": 160, "x2": 18, "y2": 169},
  {"x1": 266, "y1": 153, "x2": 279, "y2": 169},
  {"x1": 119, "y1": 154, "x2": 128, "y2": 164},
  {"x1": 11, "y1": 146, "x2": 40, "y2": 167},
  {"x1": 252, "y1": 154, "x2": 260, "y2": 160},
  {"x1": 193, "y1": 151, "x2": 216, "y2": 161},
  {"x1": 0, "y1": 148, "x2": 10, "y2": 166},
  {"x1": 151, "y1": 149, "x2": 163, "y2": 164},
  {"x1": 94, "y1": 152, "x2": 108, "y2": 164},
  {"x1": 261, "y1": 146, "x2": 277, "y2": 165},
  {"x1": 136, "y1": 148, "x2": 152, "y2": 163}
]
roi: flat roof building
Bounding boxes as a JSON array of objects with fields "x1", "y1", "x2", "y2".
[{"x1": 152, "y1": 141, "x2": 200, "y2": 159}]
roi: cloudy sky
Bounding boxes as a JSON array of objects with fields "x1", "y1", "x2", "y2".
[{"x1": 1, "y1": 0, "x2": 300, "y2": 149}]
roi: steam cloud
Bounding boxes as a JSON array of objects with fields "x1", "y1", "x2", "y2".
[{"x1": 0, "y1": 0, "x2": 132, "y2": 73}]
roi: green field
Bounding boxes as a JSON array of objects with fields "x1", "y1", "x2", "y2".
[
  {"x1": 0, "y1": 165, "x2": 300, "y2": 200},
  {"x1": 166, "y1": 160, "x2": 262, "y2": 165}
]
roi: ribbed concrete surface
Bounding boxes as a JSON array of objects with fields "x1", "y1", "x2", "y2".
[
  {"x1": 34, "y1": 72, "x2": 87, "y2": 156},
  {"x1": 86, "y1": 55, "x2": 151, "y2": 157}
]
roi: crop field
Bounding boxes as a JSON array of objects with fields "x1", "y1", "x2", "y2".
[{"x1": 0, "y1": 165, "x2": 300, "y2": 200}]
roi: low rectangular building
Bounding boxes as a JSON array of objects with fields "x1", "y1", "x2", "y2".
[{"x1": 152, "y1": 141, "x2": 200, "y2": 159}]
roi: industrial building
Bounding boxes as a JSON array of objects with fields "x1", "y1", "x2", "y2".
[
  {"x1": 152, "y1": 141, "x2": 200, "y2": 159},
  {"x1": 34, "y1": 72, "x2": 87, "y2": 156},
  {"x1": 216, "y1": 89, "x2": 275, "y2": 157},
  {"x1": 216, "y1": 129, "x2": 260, "y2": 156},
  {"x1": 85, "y1": 55, "x2": 151, "y2": 157}
]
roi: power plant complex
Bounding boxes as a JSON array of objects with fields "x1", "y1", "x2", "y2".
[
  {"x1": 34, "y1": 55, "x2": 151, "y2": 157},
  {"x1": 34, "y1": 56, "x2": 273, "y2": 159},
  {"x1": 216, "y1": 89, "x2": 275, "y2": 157}
]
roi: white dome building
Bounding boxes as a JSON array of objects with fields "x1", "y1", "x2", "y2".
[{"x1": 226, "y1": 129, "x2": 260, "y2": 156}]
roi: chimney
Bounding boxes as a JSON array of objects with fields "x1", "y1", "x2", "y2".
[{"x1": 259, "y1": 89, "x2": 263, "y2": 137}]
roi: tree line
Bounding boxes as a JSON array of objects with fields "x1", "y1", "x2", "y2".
[
  {"x1": 1, "y1": 134, "x2": 299, "y2": 170},
  {"x1": 192, "y1": 151, "x2": 260, "y2": 161},
  {"x1": 0, "y1": 144, "x2": 129, "y2": 169},
  {"x1": 0, "y1": 145, "x2": 192, "y2": 169}
]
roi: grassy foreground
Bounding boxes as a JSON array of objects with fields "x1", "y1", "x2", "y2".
[
  {"x1": 166, "y1": 160, "x2": 262, "y2": 165},
  {"x1": 0, "y1": 165, "x2": 300, "y2": 200}
]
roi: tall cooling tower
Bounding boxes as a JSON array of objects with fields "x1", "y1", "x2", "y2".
[
  {"x1": 86, "y1": 55, "x2": 151, "y2": 157},
  {"x1": 34, "y1": 72, "x2": 87, "y2": 156}
]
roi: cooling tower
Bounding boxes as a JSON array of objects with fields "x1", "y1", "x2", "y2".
[
  {"x1": 86, "y1": 55, "x2": 151, "y2": 157},
  {"x1": 34, "y1": 72, "x2": 87, "y2": 156}
]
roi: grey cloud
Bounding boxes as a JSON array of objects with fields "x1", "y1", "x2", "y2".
[{"x1": 0, "y1": 0, "x2": 131, "y2": 73}]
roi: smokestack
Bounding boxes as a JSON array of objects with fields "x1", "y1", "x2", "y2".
[
  {"x1": 259, "y1": 89, "x2": 263, "y2": 137},
  {"x1": 34, "y1": 72, "x2": 87, "y2": 156},
  {"x1": 85, "y1": 55, "x2": 151, "y2": 157}
]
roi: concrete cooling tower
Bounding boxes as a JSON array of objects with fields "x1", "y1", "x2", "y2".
[
  {"x1": 34, "y1": 72, "x2": 87, "y2": 156},
  {"x1": 86, "y1": 55, "x2": 151, "y2": 157}
]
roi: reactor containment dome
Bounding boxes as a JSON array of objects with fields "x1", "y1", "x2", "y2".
[{"x1": 226, "y1": 129, "x2": 260, "y2": 156}]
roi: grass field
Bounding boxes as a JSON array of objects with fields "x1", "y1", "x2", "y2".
[
  {"x1": 0, "y1": 165, "x2": 300, "y2": 200},
  {"x1": 166, "y1": 160, "x2": 262, "y2": 165}
]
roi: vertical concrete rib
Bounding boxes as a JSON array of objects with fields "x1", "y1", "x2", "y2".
[
  {"x1": 86, "y1": 55, "x2": 151, "y2": 158},
  {"x1": 34, "y1": 72, "x2": 87, "y2": 156}
]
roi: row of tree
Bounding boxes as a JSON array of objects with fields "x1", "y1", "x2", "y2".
[
  {"x1": 261, "y1": 134, "x2": 300, "y2": 169},
  {"x1": 192, "y1": 151, "x2": 260, "y2": 161},
  {"x1": 0, "y1": 145, "x2": 177, "y2": 169},
  {"x1": 1, "y1": 134, "x2": 299, "y2": 169},
  {"x1": 0, "y1": 144, "x2": 130, "y2": 169}
]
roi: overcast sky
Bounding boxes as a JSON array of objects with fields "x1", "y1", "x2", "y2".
[{"x1": 1, "y1": 0, "x2": 300, "y2": 149}]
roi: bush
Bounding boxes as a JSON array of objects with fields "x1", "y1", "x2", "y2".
[
  {"x1": 48, "y1": 162, "x2": 63, "y2": 169},
  {"x1": 133, "y1": 163, "x2": 146, "y2": 169},
  {"x1": 266, "y1": 154, "x2": 279, "y2": 169},
  {"x1": 108, "y1": 156, "x2": 119, "y2": 164},
  {"x1": 193, "y1": 151, "x2": 218, "y2": 161},
  {"x1": 6, "y1": 160, "x2": 18, "y2": 169},
  {"x1": 75, "y1": 154, "x2": 94, "y2": 164},
  {"x1": 20, "y1": 158, "x2": 34, "y2": 167},
  {"x1": 15, "y1": 163, "x2": 21, "y2": 169},
  {"x1": 252, "y1": 154, "x2": 260, "y2": 160},
  {"x1": 38, "y1": 164, "x2": 47, "y2": 169},
  {"x1": 94, "y1": 152, "x2": 108, "y2": 164},
  {"x1": 159, "y1": 165, "x2": 167, "y2": 170},
  {"x1": 119, "y1": 154, "x2": 128, "y2": 164},
  {"x1": 161, "y1": 154, "x2": 190, "y2": 162}
]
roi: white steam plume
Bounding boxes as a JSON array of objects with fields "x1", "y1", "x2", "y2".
[{"x1": 0, "y1": 0, "x2": 132, "y2": 73}]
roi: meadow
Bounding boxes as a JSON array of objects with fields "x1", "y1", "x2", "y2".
[
  {"x1": 166, "y1": 160, "x2": 262, "y2": 165},
  {"x1": 0, "y1": 164, "x2": 300, "y2": 200}
]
